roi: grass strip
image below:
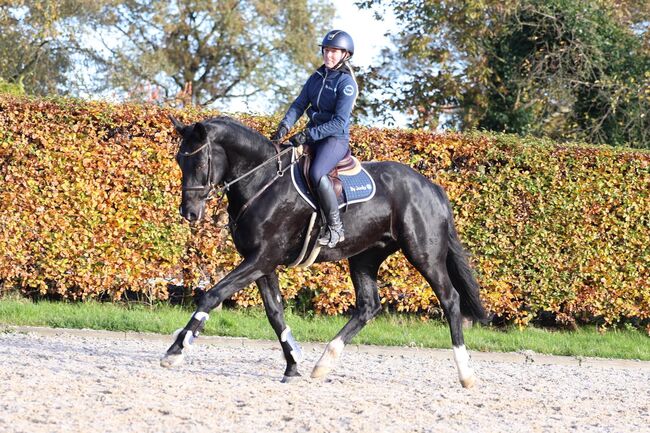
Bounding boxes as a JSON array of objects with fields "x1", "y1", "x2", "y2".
[{"x1": 0, "y1": 298, "x2": 648, "y2": 361}]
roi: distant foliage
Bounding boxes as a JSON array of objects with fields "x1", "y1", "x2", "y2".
[
  {"x1": 0, "y1": 1, "x2": 333, "y2": 110},
  {"x1": 357, "y1": 0, "x2": 650, "y2": 148},
  {"x1": 0, "y1": 0, "x2": 79, "y2": 96},
  {"x1": 1, "y1": 95, "x2": 648, "y2": 329},
  {"x1": 0, "y1": 79, "x2": 24, "y2": 96}
]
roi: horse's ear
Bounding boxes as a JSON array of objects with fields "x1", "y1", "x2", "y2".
[
  {"x1": 169, "y1": 115, "x2": 185, "y2": 135},
  {"x1": 192, "y1": 122, "x2": 208, "y2": 142}
]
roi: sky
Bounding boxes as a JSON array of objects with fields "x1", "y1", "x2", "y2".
[
  {"x1": 329, "y1": 1, "x2": 397, "y2": 70},
  {"x1": 330, "y1": 1, "x2": 408, "y2": 127}
]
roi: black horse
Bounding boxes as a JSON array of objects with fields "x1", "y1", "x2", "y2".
[{"x1": 161, "y1": 116, "x2": 488, "y2": 388}]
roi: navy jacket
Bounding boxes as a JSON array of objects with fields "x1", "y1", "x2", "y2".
[{"x1": 281, "y1": 65, "x2": 357, "y2": 141}]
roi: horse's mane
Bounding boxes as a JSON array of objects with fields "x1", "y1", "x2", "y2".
[{"x1": 205, "y1": 116, "x2": 274, "y2": 154}]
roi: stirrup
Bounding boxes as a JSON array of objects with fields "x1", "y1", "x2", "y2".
[{"x1": 318, "y1": 225, "x2": 345, "y2": 248}]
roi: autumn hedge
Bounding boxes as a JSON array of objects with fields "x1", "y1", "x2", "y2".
[{"x1": 1, "y1": 95, "x2": 648, "y2": 328}]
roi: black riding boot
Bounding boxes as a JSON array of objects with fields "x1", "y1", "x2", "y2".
[{"x1": 316, "y1": 175, "x2": 345, "y2": 248}]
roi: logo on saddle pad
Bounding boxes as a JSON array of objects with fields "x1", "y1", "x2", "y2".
[
  {"x1": 291, "y1": 157, "x2": 376, "y2": 210},
  {"x1": 350, "y1": 184, "x2": 371, "y2": 192}
]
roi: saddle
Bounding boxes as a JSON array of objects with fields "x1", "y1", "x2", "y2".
[{"x1": 300, "y1": 145, "x2": 361, "y2": 201}]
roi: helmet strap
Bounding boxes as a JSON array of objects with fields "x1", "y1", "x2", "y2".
[{"x1": 331, "y1": 52, "x2": 351, "y2": 71}]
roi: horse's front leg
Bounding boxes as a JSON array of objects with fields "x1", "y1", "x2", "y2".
[
  {"x1": 160, "y1": 257, "x2": 267, "y2": 368},
  {"x1": 256, "y1": 273, "x2": 303, "y2": 382}
]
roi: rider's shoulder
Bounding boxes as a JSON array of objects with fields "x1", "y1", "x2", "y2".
[
  {"x1": 339, "y1": 72, "x2": 356, "y2": 84},
  {"x1": 337, "y1": 73, "x2": 357, "y2": 94}
]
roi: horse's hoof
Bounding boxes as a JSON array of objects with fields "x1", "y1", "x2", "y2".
[
  {"x1": 160, "y1": 353, "x2": 184, "y2": 369},
  {"x1": 281, "y1": 374, "x2": 301, "y2": 384},
  {"x1": 310, "y1": 365, "x2": 331, "y2": 379},
  {"x1": 460, "y1": 375, "x2": 476, "y2": 388}
]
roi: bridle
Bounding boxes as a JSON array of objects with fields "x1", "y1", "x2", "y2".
[
  {"x1": 177, "y1": 137, "x2": 299, "y2": 224},
  {"x1": 178, "y1": 141, "x2": 215, "y2": 198}
]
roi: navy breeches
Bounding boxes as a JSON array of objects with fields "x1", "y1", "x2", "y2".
[{"x1": 308, "y1": 136, "x2": 349, "y2": 185}]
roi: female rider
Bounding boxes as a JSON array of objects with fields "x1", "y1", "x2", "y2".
[{"x1": 271, "y1": 30, "x2": 358, "y2": 248}]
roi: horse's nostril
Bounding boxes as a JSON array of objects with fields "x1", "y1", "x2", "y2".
[
  {"x1": 180, "y1": 206, "x2": 194, "y2": 221},
  {"x1": 179, "y1": 205, "x2": 197, "y2": 222},
  {"x1": 180, "y1": 200, "x2": 204, "y2": 223}
]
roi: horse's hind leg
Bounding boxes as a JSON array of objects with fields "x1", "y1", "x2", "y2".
[
  {"x1": 257, "y1": 272, "x2": 303, "y2": 382},
  {"x1": 435, "y1": 271, "x2": 476, "y2": 388},
  {"x1": 312, "y1": 248, "x2": 391, "y2": 379},
  {"x1": 400, "y1": 232, "x2": 476, "y2": 388}
]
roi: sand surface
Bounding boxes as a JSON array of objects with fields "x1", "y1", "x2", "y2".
[{"x1": 0, "y1": 327, "x2": 648, "y2": 433}]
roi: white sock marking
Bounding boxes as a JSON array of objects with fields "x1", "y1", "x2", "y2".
[
  {"x1": 280, "y1": 326, "x2": 291, "y2": 342},
  {"x1": 318, "y1": 337, "x2": 344, "y2": 368},
  {"x1": 193, "y1": 311, "x2": 209, "y2": 322},
  {"x1": 453, "y1": 345, "x2": 474, "y2": 382}
]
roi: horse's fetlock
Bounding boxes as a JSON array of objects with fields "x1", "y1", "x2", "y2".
[
  {"x1": 170, "y1": 328, "x2": 192, "y2": 351},
  {"x1": 453, "y1": 345, "x2": 475, "y2": 387},
  {"x1": 280, "y1": 327, "x2": 304, "y2": 363}
]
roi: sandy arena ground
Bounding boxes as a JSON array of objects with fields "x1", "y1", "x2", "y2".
[{"x1": 0, "y1": 326, "x2": 648, "y2": 433}]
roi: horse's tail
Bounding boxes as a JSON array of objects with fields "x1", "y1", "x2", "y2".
[{"x1": 445, "y1": 208, "x2": 489, "y2": 324}]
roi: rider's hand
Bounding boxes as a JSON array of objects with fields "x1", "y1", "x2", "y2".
[
  {"x1": 271, "y1": 124, "x2": 289, "y2": 143},
  {"x1": 289, "y1": 130, "x2": 309, "y2": 147}
]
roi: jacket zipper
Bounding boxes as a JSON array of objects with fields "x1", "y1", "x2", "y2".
[{"x1": 316, "y1": 69, "x2": 328, "y2": 113}]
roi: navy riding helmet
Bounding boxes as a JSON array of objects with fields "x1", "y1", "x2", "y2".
[{"x1": 320, "y1": 30, "x2": 354, "y2": 57}]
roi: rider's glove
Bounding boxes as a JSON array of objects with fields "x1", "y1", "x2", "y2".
[
  {"x1": 271, "y1": 123, "x2": 289, "y2": 143},
  {"x1": 289, "y1": 130, "x2": 309, "y2": 147}
]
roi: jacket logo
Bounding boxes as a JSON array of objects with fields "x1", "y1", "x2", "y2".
[{"x1": 343, "y1": 85, "x2": 354, "y2": 96}]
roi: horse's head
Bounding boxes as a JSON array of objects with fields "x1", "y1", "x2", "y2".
[{"x1": 170, "y1": 116, "x2": 228, "y2": 223}]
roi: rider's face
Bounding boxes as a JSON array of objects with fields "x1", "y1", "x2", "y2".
[{"x1": 323, "y1": 47, "x2": 347, "y2": 69}]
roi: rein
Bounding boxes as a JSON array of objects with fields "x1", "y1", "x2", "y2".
[
  {"x1": 231, "y1": 148, "x2": 299, "y2": 224},
  {"x1": 178, "y1": 139, "x2": 299, "y2": 227},
  {"x1": 223, "y1": 145, "x2": 295, "y2": 193}
]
